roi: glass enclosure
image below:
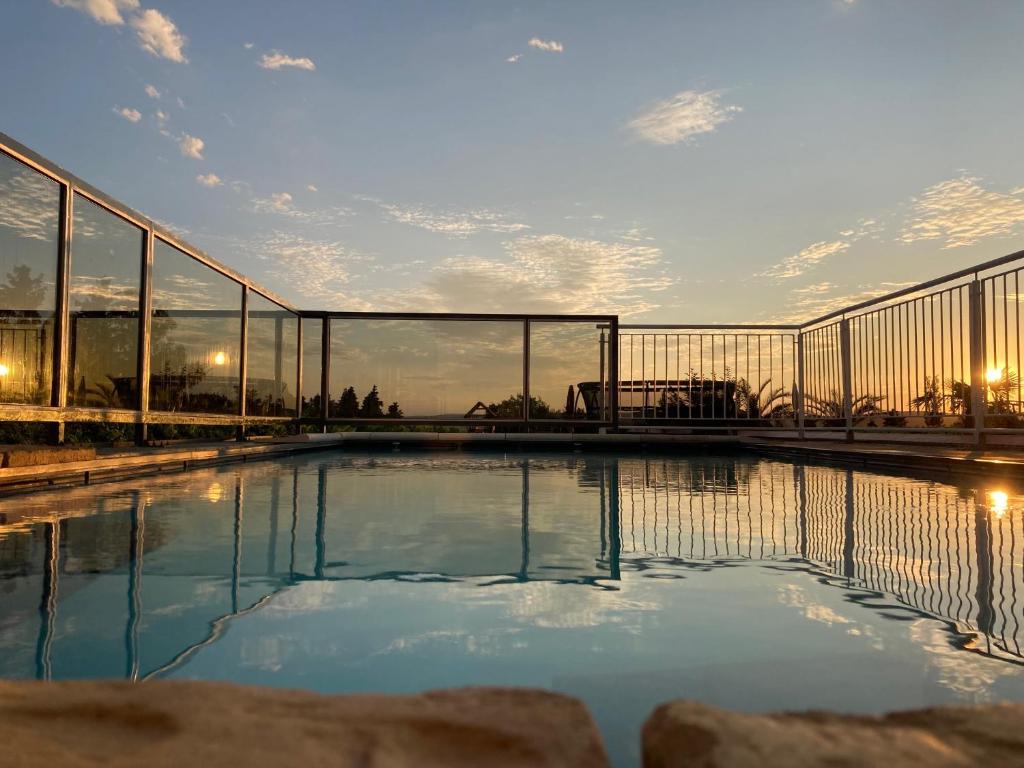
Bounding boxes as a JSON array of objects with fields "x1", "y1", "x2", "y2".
[
  {"x1": 528, "y1": 321, "x2": 610, "y2": 420},
  {"x1": 328, "y1": 319, "x2": 523, "y2": 419},
  {"x1": 245, "y1": 292, "x2": 298, "y2": 417},
  {"x1": 149, "y1": 240, "x2": 242, "y2": 414},
  {"x1": 0, "y1": 151, "x2": 59, "y2": 406},
  {"x1": 67, "y1": 194, "x2": 143, "y2": 409},
  {"x1": 300, "y1": 317, "x2": 323, "y2": 418}
]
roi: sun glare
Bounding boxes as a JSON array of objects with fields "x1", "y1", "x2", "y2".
[
  {"x1": 986, "y1": 367, "x2": 1004, "y2": 384},
  {"x1": 989, "y1": 490, "x2": 1009, "y2": 518}
]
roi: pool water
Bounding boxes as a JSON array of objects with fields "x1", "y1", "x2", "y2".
[{"x1": 1, "y1": 451, "x2": 1022, "y2": 766}]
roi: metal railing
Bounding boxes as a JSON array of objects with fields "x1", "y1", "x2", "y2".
[{"x1": 3, "y1": 130, "x2": 1024, "y2": 442}]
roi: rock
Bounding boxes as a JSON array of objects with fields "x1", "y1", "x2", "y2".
[
  {"x1": 643, "y1": 700, "x2": 1024, "y2": 767},
  {"x1": 2, "y1": 446, "x2": 96, "y2": 468},
  {"x1": 0, "y1": 681, "x2": 610, "y2": 768}
]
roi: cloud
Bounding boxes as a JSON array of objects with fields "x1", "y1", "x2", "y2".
[
  {"x1": 131, "y1": 8, "x2": 187, "y2": 62},
  {"x1": 306, "y1": 184, "x2": 318, "y2": 193},
  {"x1": 178, "y1": 133, "x2": 204, "y2": 159},
  {"x1": 506, "y1": 54, "x2": 522, "y2": 63},
  {"x1": 114, "y1": 106, "x2": 142, "y2": 123},
  {"x1": 760, "y1": 240, "x2": 850, "y2": 280},
  {"x1": 249, "y1": 232, "x2": 374, "y2": 306},
  {"x1": 765, "y1": 281, "x2": 915, "y2": 324},
  {"x1": 253, "y1": 191, "x2": 295, "y2": 214},
  {"x1": 899, "y1": 176, "x2": 1024, "y2": 249},
  {"x1": 52, "y1": 0, "x2": 139, "y2": 26},
  {"x1": 144, "y1": 83, "x2": 160, "y2": 99},
  {"x1": 396, "y1": 234, "x2": 673, "y2": 316},
  {"x1": 381, "y1": 203, "x2": 530, "y2": 237},
  {"x1": 244, "y1": 41, "x2": 254, "y2": 49},
  {"x1": 528, "y1": 37, "x2": 564, "y2": 53},
  {"x1": 628, "y1": 89, "x2": 742, "y2": 145},
  {"x1": 259, "y1": 51, "x2": 316, "y2": 71},
  {"x1": 196, "y1": 173, "x2": 222, "y2": 188}
]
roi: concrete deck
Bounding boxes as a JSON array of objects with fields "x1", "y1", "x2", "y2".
[{"x1": 1, "y1": 431, "x2": 1024, "y2": 494}]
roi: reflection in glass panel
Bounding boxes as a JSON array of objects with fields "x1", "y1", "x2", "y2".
[
  {"x1": 529, "y1": 322, "x2": 610, "y2": 420},
  {"x1": 149, "y1": 241, "x2": 241, "y2": 414},
  {"x1": 328, "y1": 319, "x2": 523, "y2": 419},
  {"x1": 245, "y1": 292, "x2": 297, "y2": 417},
  {"x1": 300, "y1": 318, "x2": 322, "y2": 418},
  {"x1": 67, "y1": 195, "x2": 143, "y2": 408},
  {"x1": 0, "y1": 151, "x2": 59, "y2": 405}
]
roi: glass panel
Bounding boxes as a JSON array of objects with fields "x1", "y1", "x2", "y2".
[
  {"x1": 300, "y1": 317, "x2": 322, "y2": 418},
  {"x1": 529, "y1": 322, "x2": 610, "y2": 420},
  {"x1": 0, "y1": 151, "x2": 59, "y2": 405},
  {"x1": 245, "y1": 292, "x2": 297, "y2": 417},
  {"x1": 67, "y1": 195, "x2": 143, "y2": 408},
  {"x1": 149, "y1": 241, "x2": 242, "y2": 414},
  {"x1": 328, "y1": 319, "x2": 523, "y2": 419}
]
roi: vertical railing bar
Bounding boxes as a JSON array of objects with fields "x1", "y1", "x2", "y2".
[
  {"x1": 610, "y1": 316, "x2": 619, "y2": 428},
  {"x1": 319, "y1": 316, "x2": 330, "y2": 431},
  {"x1": 1016, "y1": 271, "x2": 1022, "y2": 411}
]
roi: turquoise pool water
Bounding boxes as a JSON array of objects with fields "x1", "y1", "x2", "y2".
[{"x1": 1, "y1": 451, "x2": 1023, "y2": 765}]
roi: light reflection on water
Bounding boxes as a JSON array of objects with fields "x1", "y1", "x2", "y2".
[{"x1": 0, "y1": 452, "x2": 1022, "y2": 766}]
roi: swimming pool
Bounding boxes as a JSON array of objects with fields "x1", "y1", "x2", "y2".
[{"x1": 1, "y1": 450, "x2": 1022, "y2": 766}]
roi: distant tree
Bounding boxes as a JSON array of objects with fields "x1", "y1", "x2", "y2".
[
  {"x1": 359, "y1": 385, "x2": 384, "y2": 417},
  {"x1": 386, "y1": 401, "x2": 403, "y2": 418},
  {"x1": 338, "y1": 386, "x2": 359, "y2": 417},
  {"x1": 488, "y1": 393, "x2": 553, "y2": 419}
]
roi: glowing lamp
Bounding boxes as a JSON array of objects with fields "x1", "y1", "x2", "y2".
[
  {"x1": 990, "y1": 490, "x2": 1008, "y2": 519},
  {"x1": 986, "y1": 367, "x2": 1003, "y2": 384}
]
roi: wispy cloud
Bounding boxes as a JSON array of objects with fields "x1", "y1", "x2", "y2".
[
  {"x1": 528, "y1": 37, "x2": 564, "y2": 53},
  {"x1": 506, "y1": 54, "x2": 522, "y2": 64},
  {"x1": 144, "y1": 83, "x2": 160, "y2": 99},
  {"x1": 381, "y1": 203, "x2": 530, "y2": 237},
  {"x1": 131, "y1": 8, "x2": 187, "y2": 62},
  {"x1": 253, "y1": 191, "x2": 295, "y2": 214},
  {"x1": 628, "y1": 89, "x2": 741, "y2": 146},
  {"x1": 397, "y1": 234, "x2": 673, "y2": 316},
  {"x1": 259, "y1": 51, "x2": 316, "y2": 71},
  {"x1": 249, "y1": 232, "x2": 374, "y2": 306},
  {"x1": 900, "y1": 176, "x2": 1024, "y2": 249},
  {"x1": 306, "y1": 184, "x2": 318, "y2": 193},
  {"x1": 178, "y1": 133, "x2": 204, "y2": 159},
  {"x1": 760, "y1": 240, "x2": 851, "y2": 280},
  {"x1": 243, "y1": 41, "x2": 254, "y2": 50},
  {"x1": 52, "y1": 0, "x2": 138, "y2": 26},
  {"x1": 196, "y1": 173, "x2": 222, "y2": 188},
  {"x1": 765, "y1": 281, "x2": 914, "y2": 324},
  {"x1": 114, "y1": 106, "x2": 142, "y2": 123}
]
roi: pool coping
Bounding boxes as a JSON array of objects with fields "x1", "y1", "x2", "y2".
[{"x1": 1, "y1": 431, "x2": 1023, "y2": 494}]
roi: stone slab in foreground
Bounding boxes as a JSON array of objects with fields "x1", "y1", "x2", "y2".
[
  {"x1": 643, "y1": 700, "x2": 1024, "y2": 768},
  {"x1": 0, "y1": 681, "x2": 610, "y2": 768}
]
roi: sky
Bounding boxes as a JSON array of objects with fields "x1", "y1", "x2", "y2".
[{"x1": 2, "y1": 0, "x2": 1024, "y2": 324}]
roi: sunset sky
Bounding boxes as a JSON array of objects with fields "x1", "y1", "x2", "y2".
[{"x1": 3, "y1": 0, "x2": 1024, "y2": 323}]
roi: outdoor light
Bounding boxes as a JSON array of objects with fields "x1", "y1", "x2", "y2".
[
  {"x1": 0, "y1": 363, "x2": 8, "y2": 377},
  {"x1": 990, "y1": 490, "x2": 1009, "y2": 519},
  {"x1": 213, "y1": 351, "x2": 227, "y2": 366},
  {"x1": 986, "y1": 367, "x2": 1003, "y2": 383}
]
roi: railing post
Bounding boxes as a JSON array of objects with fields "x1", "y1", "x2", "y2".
[
  {"x1": 839, "y1": 318, "x2": 853, "y2": 442},
  {"x1": 135, "y1": 226, "x2": 154, "y2": 446},
  {"x1": 796, "y1": 332, "x2": 806, "y2": 439},
  {"x1": 522, "y1": 319, "x2": 530, "y2": 426},
  {"x1": 50, "y1": 182, "x2": 73, "y2": 445},
  {"x1": 969, "y1": 279, "x2": 986, "y2": 447},
  {"x1": 319, "y1": 317, "x2": 330, "y2": 433},
  {"x1": 609, "y1": 317, "x2": 620, "y2": 429},
  {"x1": 294, "y1": 316, "x2": 303, "y2": 429},
  {"x1": 236, "y1": 286, "x2": 249, "y2": 441}
]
